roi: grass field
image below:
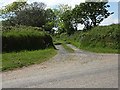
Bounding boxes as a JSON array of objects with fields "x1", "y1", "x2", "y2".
[{"x1": 2, "y1": 49, "x2": 57, "y2": 71}]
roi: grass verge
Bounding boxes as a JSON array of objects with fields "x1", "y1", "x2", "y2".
[
  {"x1": 70, "y1": 41, "x2": 119, "y2": 53},
  {"x1": 62, "y1": 43, "x2": 74, "y2": 53},
  {"x1": 2, "y1": 49, "x2": 57, "y2": 71}
]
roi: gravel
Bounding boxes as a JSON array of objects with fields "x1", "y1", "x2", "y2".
[{"x1": 2, "y1": 44, "x2": 118, "y2": 88}]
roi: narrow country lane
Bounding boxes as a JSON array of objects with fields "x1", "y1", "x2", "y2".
[{"x1": 2, "y1": 44, "x2": 118, "y2": 88}]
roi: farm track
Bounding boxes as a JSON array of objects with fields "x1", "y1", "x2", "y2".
[{"x1": 2, "y1": 44, "x2": 118, "y2": 88}]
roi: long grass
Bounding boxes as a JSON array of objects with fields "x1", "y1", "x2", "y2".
[{"x1": 2, "y1": 49, "x2": 57, "y2": 71}]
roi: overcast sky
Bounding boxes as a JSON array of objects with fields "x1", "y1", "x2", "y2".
[{"x1": 0, "y1": 0, "x2": 119, "y2": 26}]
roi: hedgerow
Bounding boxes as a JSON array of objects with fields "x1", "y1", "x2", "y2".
[{"x1": 2, "y1": 26, "x2": 55, "y2": 52}]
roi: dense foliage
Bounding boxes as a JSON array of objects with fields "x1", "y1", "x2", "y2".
[
  {"x1": 72, "y1": 0, "x2": 113, "y2": 30},
  {"x1": 2, "y1": 26, "x2": 55, "y2": 52},
  {"x1": 1, "y1": 2, "x2": 56, "y2": 34},
  {"x1": 55, "y1": 24, "x2": 120, "y2": 53},
  {"x1": 1, "y1": 1, "x2": 117, "y2": 53},
  {"x1": 1, "y1": 1, "x2": 113, "y2": 35}
]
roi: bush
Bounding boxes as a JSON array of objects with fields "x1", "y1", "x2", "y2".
[{"x1": 2, "y1": 26, "x2": 55, "y2": 52}]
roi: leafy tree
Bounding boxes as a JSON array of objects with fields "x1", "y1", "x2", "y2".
[
  {"x1": 1, "y1": 1, "x2": 27, "y2": 19},
  {"x1": 45, "y1": 9, "x2": 56, "y2": 22},
  {"x1": 72, "y1": 5, "x2": 83, "y2": 31},
  {"x1": 1, "y1": 2, "x2": 47, "y2": 27},
  {"x1": 56, "y1": 4, "x2": 75, "y2": 35},
  {"x1": 61, "y1": 10, "x2": 75, "y2": 35},
  {"x1": 15, "y1": 2, "x2": 47, "y2": 27},
  {"x1": 57, "y1": 22, "x2": 66, "y2": 34},
  {"x1": 44, "y1": 21, "x2": 54, "y2": 33},
  {"x1": 72, "y1": 0, "x2": 113, "y2": 30},
  {"x1": 44, "y1": 9, "x2": 56, "y2": 34}
]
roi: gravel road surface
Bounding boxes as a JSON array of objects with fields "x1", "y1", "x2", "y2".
[{"x1": 2, "y1": 44, "x2": 118, "y2": 88}]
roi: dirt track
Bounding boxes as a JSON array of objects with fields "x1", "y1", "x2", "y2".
[{"x1": 2, "y1": 44, "x2": 118, "y2": 88}]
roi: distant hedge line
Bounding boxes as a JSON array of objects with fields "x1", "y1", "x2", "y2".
[{"x1": 2, "y1": 26, "x2": 55, "y2": 52}]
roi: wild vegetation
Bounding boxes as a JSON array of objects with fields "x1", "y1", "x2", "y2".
[
  {"x1": 2, "y1": 26, "x2": 57, "y2": 71},
  {"x1": 0, "y1": 0, "x2": 119, "y2": 71},
  {"x1": 54, "y1": 24, "x2": 120, "y2": 53},
  {"x1": 1, "y1": 0, "x2": 113, "y2": 35},
  {"x1": 2, "y1": 26, "x2": 55, "y2": 52}
]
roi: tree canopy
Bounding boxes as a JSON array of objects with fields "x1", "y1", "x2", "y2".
[
  {"x1": 1, "y1": 0, "x2": 114, "y2": 34},
  {"x1": 72, "y1": 0, "x2": 114, "y2": 30}
]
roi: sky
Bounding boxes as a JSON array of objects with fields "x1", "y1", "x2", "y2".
[{"x1": 0, "y1": 0, "x2": 119, "y2": 26}]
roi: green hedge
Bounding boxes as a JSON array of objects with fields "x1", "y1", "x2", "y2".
[{"x1": 2, "y1": 26, "x2": 55, "y2": 52}]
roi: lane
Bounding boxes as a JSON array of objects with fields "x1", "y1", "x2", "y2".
[{"x1": 2, "y1": 44, "x2": 118, "y2": 88}]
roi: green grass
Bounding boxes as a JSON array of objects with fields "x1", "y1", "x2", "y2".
[
  {"x1": 82, "y1": 47, "x2": 118, "y2": 53},
  {"x1": 71, "y1": 41, "x2": 118, "y2": 53},
  {"x1": 2, "y1": 49, "x2": 57, "y2": 71},
  {"x1": 62, "y1": 43, "x2": 74, "y2": 53}
]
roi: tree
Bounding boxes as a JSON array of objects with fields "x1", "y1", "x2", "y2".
[
  {"x1": 44, "y1": 21, "x2": 54, "y2": 34},
  {"x1": 1, "y1": 1, "x2": 47, "y2": 27},
  {"x1": 72, "y1": 5, "x2": 83, "y2": 31},
  {"x1": 55, "y1": 4, "x2": 75, "y2": 35},
  {"x1": 44, "y1": 9, "x2": 56, "y2": 34},
  {"x1": 72, "y1": 0, "x2": 114, "y2": 30},
  {"x1": 1, "y1": 1, "x2": 27, "y2": 19},
  {"x1": 45, "y1": 8, "x2": 56, "y2": 22},
  {"x1": 15, "y1": 2, "x2": 47, "y2": 27},
  {"x1": 1, "y1": 1, "x2": 27, "y2": 26},
  {"x1": 61, "y1": 10, "x2": 74, "y2": 35}
]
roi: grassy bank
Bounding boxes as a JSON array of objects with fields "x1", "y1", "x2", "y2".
[
  {"x1": 2, "y1": 49, "x2": 57, "y2": 71},
  {"x1": 70, "y1": 41, "x2": 118, "y2": 53}
]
